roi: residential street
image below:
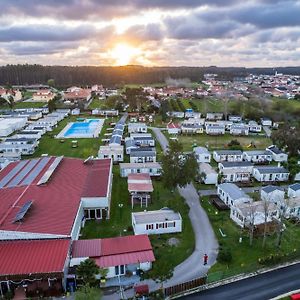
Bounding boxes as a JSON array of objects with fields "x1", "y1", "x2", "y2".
[{"x1": 181, "y1": 262, "x2": 300, "y2": 300}]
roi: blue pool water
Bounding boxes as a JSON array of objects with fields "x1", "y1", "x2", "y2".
[{"x1": 64, "y1": 119, "x2": 100, "y2": 137}]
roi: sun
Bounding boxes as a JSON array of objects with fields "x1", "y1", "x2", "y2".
[{"x1": 110, "y1": 43, "x2": 140, "y2": 66}]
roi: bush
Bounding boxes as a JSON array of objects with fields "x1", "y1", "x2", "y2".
[{"x1": 218, "y1": 248, "x2": 232, "y2": 264}]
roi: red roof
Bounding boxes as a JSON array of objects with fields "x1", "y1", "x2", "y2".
[
  {"x1": 0, "y1": 239, "x2": 70, "y2": 277},
  {"x1": 0, "y1": 157, "x2": 112, "y2": 237},
  {"x1": 72, "y1": 235, "x2": 155, "y2": 267},
  {"x1": 128, "y1": 173, "x2": 153, "y2": 192},
  {"x1": 64, "y1": 89, "x2": 91, "y2": 100},
  {"x1": 167, "y1": 122, "x2": 180, "y2": 129}
]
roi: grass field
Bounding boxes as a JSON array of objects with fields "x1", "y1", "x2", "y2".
[
  {"x1": 28, "y1": 115, "x2": 110, "y2": 159},
  {"x1": 201, "y1": 196, "x2": 300, "y2": 282},
  {"x1": 81, "y1": 168, "x2": 195, "y2": 280},
  {"x1": 88, "y1": 98, "x2": 107, "y2": 109},
  {"x1": 174, "y1": 133, "x2": 272, "y2": 152}
]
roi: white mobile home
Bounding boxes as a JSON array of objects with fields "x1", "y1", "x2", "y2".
[
  {"x1": 128, "y1": 122, "x2": 147, "y2": 133},
  {"x1": 266, "y1": 145, "x2": 288, "y2": 162},
  {"x1": 98, "y1": 145, "x2": 124, "y2": 162},
  {"x1": 194, "y1": 147, "x2": 211, "y2": 163},
  {"x1": 252, "y1": 166, "x2": 290, "y2": 182},
  {"x1": 261, "y1": 185, "x2": 285, "y2": 204},
  {"x1": 120, "y1": 162, "x2": 162, "y2": 177},
  {"x1": 132, "y1": 209, "x2": 182, "y2": 235},
  {"x1": 288, "y1": 183, "x2": 300, "y2": 198},
  {"x1": 230, "y1": 124, "x2": 249, "y2": 136},
  {"x1": 243, "y1": 150, "x2": 272, "y2": 163},
  {"x1": 199, "y1": 163, "x2": 218, "y2": 185},
  {"x1": 218, "y1": 161, "x2": 253, "y2": 183},
  {"x1": 213, "y1": 150, "x2": 243, "y2": 163}
]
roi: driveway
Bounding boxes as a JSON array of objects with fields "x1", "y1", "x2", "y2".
[{"x1": 152, "y1": 128, "x2": 219, "y2": 286}]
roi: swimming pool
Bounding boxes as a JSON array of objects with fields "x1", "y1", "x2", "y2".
[{"x1": 56, "y1": 119, "x2": 104, "y2": 139}]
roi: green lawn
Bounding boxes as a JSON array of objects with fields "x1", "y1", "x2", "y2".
[
  {"x1": 175, "y1": 133, "x2": 272, "y2": 152},
  {"x1": 201, "y1": 196, "x2": 300, "y2": 282},
  {"x1": 28, "y1": 115, "x2": 110, "y2": 159},
  {"x1": 81, "y1": 167, "x2": 195, "y2": 280},
  {"x1": 88, "y1": 98, "x2": 107, "y2": 110}
]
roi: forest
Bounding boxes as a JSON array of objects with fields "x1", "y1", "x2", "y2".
[{"x1": 0, "y1": 64, "x2": 300, "y2": 87}]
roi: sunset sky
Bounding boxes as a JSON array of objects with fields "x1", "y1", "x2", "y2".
[{"x1": 0, "y1": 0, "x2": 300, "y2": 67}]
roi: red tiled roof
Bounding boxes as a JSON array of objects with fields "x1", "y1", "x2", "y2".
[
  {"x1": 64, "y1": 89, "x2": 91, "y2": 100},
  {"x1": 72, "y1": 235, "x2": 155, "y2": 267},
  {"x1": 0, "y1": 157, "x2": 112, "y2": 237},
  {"x1": 0, "y1": 239, "x2": 70, "y2": 277}
]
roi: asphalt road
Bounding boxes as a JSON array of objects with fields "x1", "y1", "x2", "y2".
[{"x1": 181, "y1": 263, "x2": 300, "y2": 300}]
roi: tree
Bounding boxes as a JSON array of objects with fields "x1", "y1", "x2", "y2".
[
  {"x1": 76, "y1": 259, "x2": 100, "y2": 287},
  {"x1": 47, "y1": 78, "x2": 55, "y2": 87},
  {"x1": 262, "y1": 200, "x2": 272, "y2": 248},
  {"x1": 161, "y1": 140, "x2": 198, "y2": 190},
  {"x1": 7, "y1": 95, "x2": 14, "y2": 110},
  {"x1": 75, "y1": 284, "x2": 102, "y2": 300}
]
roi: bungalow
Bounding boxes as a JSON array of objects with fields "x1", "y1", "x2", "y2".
[
  {"x1": 70, "y1": 235, "x2": 155, "y2": 279},
  {"x1": 167, "y1": 111, "x2": 185, "y2": 119},
  {"x1": 98, "y1": 145, "x2": 124, "y2": 162},
  {"x1": 243, "y1": 150, "x2": 273, "y2": 163},
  {"x1": 205, "y1": 123, "x2": 225, "y2": 135},
  {"x1": 199, "y1": 163, "x2": 218, "y2": 185},
  {"x1": 181, "y1": 123, "x2": 203, "y2": 134},
  {"x1": 132, "y1": 209, "x2": 182, "y2": 235},
  {"x1": 128, "y1": 123, "x2": 147, "y2": 134},
  {"x1": 206, "y1": 112, "x2": 223, "y2": 121},
  {"x1": 218, "y1": 161, "x2": 254, "y2": 183},
  {"x1": 261, "y1": 117, "x2": 272, "y2": 127},
  {"x1": 285, "y1": 197, "x2": 300, "y2": 219},
  {"x1": 248, "y1": 121, "x2": 262, "y2": 133},
  {"x1": 230, "y1": 124, "x2": 249, "y2": 136},
  {"x1": 130, "y1": 148, "x2": 156, "y2": 164},
  {"x1": 185, "y1": 111, "x2": 201, "y2": 119},
  {"x1": 288, "y1": 183, "x2": 300, "y2": 198},
  {"x1": 217, "y1": 183, "x2": 252, "y2": 207},
  {"x1": 252, "y1": 166, "x2": 290, "y2": 182},
  {"x1": 230, "y1": 201, "x2": 278, "y2": 228},
  {"x1": 32, "y1": 89, "x2": 55, "y2": 102},
  {"x1": 167, "y1": 122, "x2": 181, "y2": 135},
  {"x1": 213, "y1": 150, "x2": 243, "y2": 163},
  {"x1": 194, "y1": 146, "x2": 211, "y2": 163},
  {"x1": 120, "y1": 162, "x2": 162, "y2": 178},
  {"x1": 261, "y1": 185, "x2": 285, "y2": 204},
  {"x1": 266, "y1": 145, "x2": 288, "y2": 162},
  {"x1": 228, "y1": 115, "x2": 242, "y2": 123},
  {"x1": 128, "y1": 173, "x2": 154, "y2": 208}
]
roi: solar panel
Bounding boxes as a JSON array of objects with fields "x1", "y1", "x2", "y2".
[
  {"x1": 7, "y1": 159, "x2": 39, "y2": 188},
  {"x1": 13, "y1": 200, "x2": 33, "y2": 223},
  {"x1": 37, "y1": 156, "x2": 63, "y2": 185},
  {"x1": 0, "y1": 160, "x2": 27, "y2": 188},
  {"x1": 20, "y1": 157, "x2": 51, "y2": 186}
]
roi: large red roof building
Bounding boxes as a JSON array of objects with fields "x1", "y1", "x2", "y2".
[{"x1": 0, "y1": 156, "x2": 113, "y2": 240}]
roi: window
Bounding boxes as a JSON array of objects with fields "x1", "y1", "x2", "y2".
[
  {"x1": 146, "y1": 224, "x2": 154, "y2": 230},
  {"x1": 167, "y1": 222, "x2": 176, "y2": 227},
  {"x1": 115, "y1": 265, "x2": 125, "y2": 276}
]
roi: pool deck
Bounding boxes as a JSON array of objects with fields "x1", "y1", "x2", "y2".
[{"x1": 55, "y1": 119, "x2": 104, "y2": 139}]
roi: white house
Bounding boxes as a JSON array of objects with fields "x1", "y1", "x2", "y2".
[
  {"x1": 213, "y1": 150, "x2": 243, "y2": 163},
  {"x1": 266, "y1": 145, "x2": 288, "y2": 162},
  {"x1": 252, "y1": 166, "x2": 290, "y2": 182},
  {"x1": 217, "y1": 183, "x2": 252, "y2": 208},
  {"x1": 206, "y1": 113, "x2": 223, "y2": 121},
  {"x1": 0, "y1": 117, "x2": 27, "y2": 137},
  {"x1": 285, "y1": 197, "x2": 300, "y2": 219},
  {"x1": 205, "y1": 123, "x2": 225, "y2": 135},
  {"x1": 230, "y1": 201, "x2": 278, "y2": 228},
  {"x1": 130, "y1": 148, "x2": 156, "y2": 164},
  {"x1": 261, "y1": 185, "x2": 285, "y2": 204},
  {"x1": 132, "y1": 208, "x2": 182, "y2": 235},
  {"x1": 194, "y1": 146, "x2": 211, "y2": 163},
  {"x1": 288, "y1": 183, "x2": 300, "y2": 198},
  {"x1": 120, "y1": 162, "x2": 162, "y2": 177},
  {"x1": 243, "y1": 150, "x2": 273, "y2": 163},
  {"x1": 167, "y1": 122, "x2": 181, "y2": 135},
  {"x1": 128, "y1": 122, "x2": 147, "y2": 133},
  {"x1": 199, "y1": 163, "x2": 218, "y2": 185},
  {"x1": 218, "y1": 161, "x2": 254, "y2": 183},
  {"x1": 248, "y1": 121, "x2": 262, "y2": 133},
  {"x1": 228, "y1": 115, "x2": 242, "y2": 123},
  {"x1": 71, "y1": 108, "x2": 80, "y2": 115},
  {"x1": 261, "y1": 117, "x2": 272, "y2": 127},
  {"x1": 230, "y1": 124, "x2": 249, "y2": 136},
  {"x1": 167, "y1": 111, "x2": 185, "y2": 118},
  {"x1": 14, "y1": 130, "x2": 42, "y2": 140},
  {"x1": 98, "y1": 145, "x2": 124, "y2": 162},
  {"x1": 185, "y1": 112, "x2": 201, "y2": 119}
]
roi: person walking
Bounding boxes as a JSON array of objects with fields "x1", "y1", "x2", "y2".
[{"x1": 203, "y1": 253, "x2": 208, "y2": 265}]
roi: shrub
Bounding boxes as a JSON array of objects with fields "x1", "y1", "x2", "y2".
[{"x1": 218, "y1": 248, "x2": 232, "y2": 264}]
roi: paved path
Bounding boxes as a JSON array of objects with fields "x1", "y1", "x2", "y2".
[
  {"x1": 151, "y1": 127, "x2": 219, "y2": 286},
  {"x1": 181, "y1": 262, "x2": 300, "y2": 300},
  {"x1": 198, "y1": 185, "x2": 289, "y2": 197}
]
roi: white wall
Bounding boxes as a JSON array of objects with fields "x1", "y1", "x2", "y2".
[{"x1": 133, "y1": 220, "x2": 182, "y2": 235}]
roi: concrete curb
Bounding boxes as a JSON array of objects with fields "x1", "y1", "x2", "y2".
[
  {"x1": 168, "y1": 259, "x2": 300, "y2": 299},
  {"x1": 270, "y1": 288, "x2": 300, "y2": 300}
]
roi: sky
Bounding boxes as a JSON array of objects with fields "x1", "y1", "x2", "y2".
[{"x1": 0, "y1": 0, "x2": 300, "y2": 67}]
